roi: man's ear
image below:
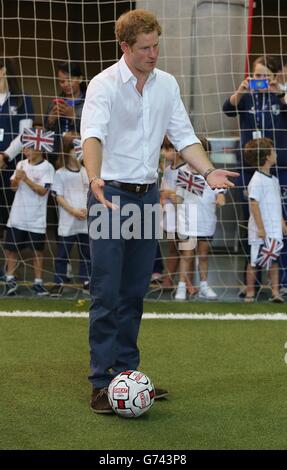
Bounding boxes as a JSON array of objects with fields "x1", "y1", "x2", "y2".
[{"x1": 120, "y1": 41, "x2": 130, "y2": 54}]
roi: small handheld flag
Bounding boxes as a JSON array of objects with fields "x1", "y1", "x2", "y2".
[
  {"x1": 21, "y1": 128, "x2": 55, "y2": 153},
  {"x1": 73, "y1": 138, "x2": 83, "y2": 161},
  {"x1": 256, "y1": 237, "x2": 283, "y2": 270},
  {"x1": 176, "y1": 168, "x2": 205, "y2": 196}
]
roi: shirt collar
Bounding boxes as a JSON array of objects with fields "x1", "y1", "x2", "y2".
[{"x1": 118, "y1": 55, "x2": 156, "y2": 84}]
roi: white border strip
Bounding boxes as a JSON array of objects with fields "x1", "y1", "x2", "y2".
[{"x1": 1, "y1": 311, "x2": 287, "y2": 320}]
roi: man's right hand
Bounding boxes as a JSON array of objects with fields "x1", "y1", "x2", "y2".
[{"x1": 90, "y1": 178, "x2": 118, "y2": 210}]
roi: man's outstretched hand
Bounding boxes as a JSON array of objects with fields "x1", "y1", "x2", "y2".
[{"x1": 206, "y1": 169, "x2": 239, "y2": 188}]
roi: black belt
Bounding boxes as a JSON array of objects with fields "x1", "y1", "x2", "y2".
[{"x1": 105, "y1": 180, "x2": 154, "y2": 193}]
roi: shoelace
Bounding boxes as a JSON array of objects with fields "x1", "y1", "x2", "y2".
[{"x1": 96, "y1": 387, "x2": 109, "y2": 398}]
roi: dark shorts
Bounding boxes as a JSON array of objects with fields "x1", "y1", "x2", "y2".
[{"x1": 4, "y1": 227, "x2": 46, "y2": 252}]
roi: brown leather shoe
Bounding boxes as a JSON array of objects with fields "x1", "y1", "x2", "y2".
[
  {"x1": 90, "y1": 387, "x2": 114, "y2": 414},
  {"x1": 154, "y1": 387, "x2": 169, "y2": 399}
]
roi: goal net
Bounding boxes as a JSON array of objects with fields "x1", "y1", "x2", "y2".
[{"x1": 0, "y1": 0, "x2": 286, "y2": 301}]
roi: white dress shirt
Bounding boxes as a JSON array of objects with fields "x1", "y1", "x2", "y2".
[{"x1": 81, "y1": 55, "x2": 200, "y2": 184}]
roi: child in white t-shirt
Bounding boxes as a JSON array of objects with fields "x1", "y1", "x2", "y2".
[
  {"x1": 160, "y1": 136, "x2": 197, "y2": 296},
  {"x1": 174, "y1": 137, "x2": 226, "y2": 301},
  {"x1": 4, "y1": 143, "x2": 55, "y2": 296},
  {"x1": 50, "y1": 135, "x2": 90, "y2": 296},
  {"x1": 244, "y1": 137, "x2": 287, "y2": 303}
]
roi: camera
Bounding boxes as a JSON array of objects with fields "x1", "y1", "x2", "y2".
[{"x1": 249, "y1": 78, "x2": 269, "y2": 91}]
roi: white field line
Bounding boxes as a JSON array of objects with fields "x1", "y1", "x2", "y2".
[{"x1": 1, "y1": 311, "x2": 287, "y2": 320}]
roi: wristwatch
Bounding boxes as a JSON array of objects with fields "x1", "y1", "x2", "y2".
[{"x1": 89, "y1": 175, "x2": 100, "y2": 186}]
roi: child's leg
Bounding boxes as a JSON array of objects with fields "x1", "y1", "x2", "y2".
[
  {"x1": 246, "y1": 263, "x2": 256, "y2": 298},
  {"x1": 174, "y1": 246, "x2": 194, "y2": 300},
  {"x1": 77, "y1": 233, "x2": 91, "y2": 282},
  {"x1": 29, "y1": 232, "x2": 47, "y2": 283},
  {"x1": 178, "y1": 237, "x2": 197, "y2": 294},
  {"x1": 33, "y1": 250, "x2": 44, "y2": 280},
  {"x1": 4, "y1": 249, "x2": 18, "y2": 276},
  {"x1": 3, "y1": 227, "x2": 24, "y2": 277},
  {"x1": 185, "y1": 256, "x2": 196, "y2": 293},
  {"x1": 178, "y1": 247, "x2": 195, "y2": 284},
  {"x1": 54, "y1": 236, "x2": 75, "y2": 284},
  {"x1": 197, "y1": 240, "x2": 209, "y2": 282},
  {"x1": 269, "y1": 262, "x2": 280, "y2": 297},
  {"x1": 165, "y1": 239, "x2": 179, "y2": 280}
]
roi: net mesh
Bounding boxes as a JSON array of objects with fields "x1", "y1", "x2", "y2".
[{"x1": 0, "y1": 0, "x2": 286, "y2": 300}]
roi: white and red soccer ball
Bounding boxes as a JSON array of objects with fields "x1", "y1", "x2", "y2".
[{"x1": 108, "y1": 370, "x2": 155, "y2": 418}]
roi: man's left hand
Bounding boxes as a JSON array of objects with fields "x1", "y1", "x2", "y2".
[{"x1": 206, "y1": 169, "x2": 239, "y2": 188}]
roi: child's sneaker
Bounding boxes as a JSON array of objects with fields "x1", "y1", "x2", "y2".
[
  {"x1": 50, "y1": 284, "x2": 64, "y2": 297},
  {"x1": 32, "y1": 283, "x2": 49, "y2": 296},
  {"x1": 269, "y1": 294, "x2": 284, "y2": 304},
  {"x1": 83, "y1": 281, "x2": 90, "y2": 293},
  {"x1": 5, "y1": 278, "x2": 18, "y2": 296},
  {"x1": 198, "y1": 282, "x2": 218, "y2": 300},
  {"x1": 175, "y1": 282, "x2": 187, "y2": 300}
]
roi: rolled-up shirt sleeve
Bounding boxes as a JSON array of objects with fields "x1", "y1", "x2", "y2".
[
  {"x1": 80, "y1": 77, "x2": 112, "y2": 146},
  {"x1": 166, "y1": 78, "x2": 200, "y2": 151}
]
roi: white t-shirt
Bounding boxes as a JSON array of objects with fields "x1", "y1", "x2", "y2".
[
  {"x1": 176, "y1": 164, "x2": 223, "y2": 237},
  {"x1": 248, "y1": 170, "x2": 283, "y2": 244},
  {"x1": 52, "y1": 166, "x2": 89, "y2": 237},
  {"x1": 8, "y1": 159, "x2": 55, "y2": 234}
]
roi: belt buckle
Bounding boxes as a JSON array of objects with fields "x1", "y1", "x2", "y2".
[{"x1": 136, "y1": 185, "x2": 141, "y2": 193}]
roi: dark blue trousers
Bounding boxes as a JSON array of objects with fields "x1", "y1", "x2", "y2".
[
  {"x1": 153, "y1": 241, "x2": 164, "y2": 274},
  {"x1": 54, "y1": 234, "x2": 91, "y2": 284},
  {"x1": 87, "y1": 184, "x2": 159, "y2": 388}
]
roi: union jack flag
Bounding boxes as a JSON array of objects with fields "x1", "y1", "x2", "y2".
[
  {"x1": 176, "y1": 169, "x2": 205, "y2": 197},
  {"x1": 21, "y1": 128, "x2": 55, "y2": 153},
  {"x1": 256, "y1": 237, "x2": 283, "y2": 270},
  {"x1": 73, "y1": 138, "x2": 83, "y2": 161}
]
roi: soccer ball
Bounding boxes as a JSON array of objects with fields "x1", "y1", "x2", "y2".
[{"x1": 108, "y1": 370, "x2": 155, "y2": 418}]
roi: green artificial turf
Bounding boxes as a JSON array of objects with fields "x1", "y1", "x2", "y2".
[
  {"x1": 1, "y1": 297, "x2": 287, "y2": 313},
  {"x1": 1, "y1": 314, "x2": 287, "y2": 450}
]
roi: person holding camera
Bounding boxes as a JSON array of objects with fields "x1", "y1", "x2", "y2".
[
  {"x1": 44, "y1": 62, "x2": 86, "y2": 168},
  {"x1": 222, "y1": 55, "x2": 287, "y2": 295},
  {"x1": 223, "y1": 55, "x2": 287, "y2": 180}
]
